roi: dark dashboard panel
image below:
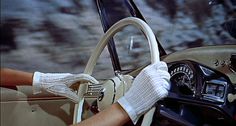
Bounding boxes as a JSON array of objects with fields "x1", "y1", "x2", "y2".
[
  {"x1": 154, "y1": 59, "x2": 236, "y2": 125},
  {"x1": 168, "y1": 60, "x2": 232, "y2": 104},
  {"x1": 158, "y1": 46, "x2": 236, "y2": 125}
]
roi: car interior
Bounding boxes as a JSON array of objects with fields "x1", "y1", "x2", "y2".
[{"x1": 1, "y1": 0, "x2": 236, "y2": 126}]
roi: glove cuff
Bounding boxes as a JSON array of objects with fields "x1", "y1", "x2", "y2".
[
  {"x1": 117, "y1": 97, "x2": 140, "y2": 124},
  {"x1": 32, "y1": 71, "x2": 42, "y2": 94}
]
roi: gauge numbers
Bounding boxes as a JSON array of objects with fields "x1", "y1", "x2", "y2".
[{"x1": 170, "y1": 64, "x2": 195, "y2": 95}]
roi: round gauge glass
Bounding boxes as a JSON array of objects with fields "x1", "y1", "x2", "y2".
[{"x1": 169, "y1": 63, "x2": 195, "y2": 95}]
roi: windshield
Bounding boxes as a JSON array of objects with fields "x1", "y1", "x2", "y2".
[
  {"x1": 1, "y1": 0, "x2": 235, "y2": 77},
  {"x1": 135, "y1": 0, "x2": 236, "y2": 53}
]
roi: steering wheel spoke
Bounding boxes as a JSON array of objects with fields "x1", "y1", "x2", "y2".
[{"x1": 73, "y1": 17, "x2": 160, "y2": 126}]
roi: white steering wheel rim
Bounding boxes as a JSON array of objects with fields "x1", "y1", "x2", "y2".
[{"x1": 73, "y1": 17, "x2": 160, "y2": 125}]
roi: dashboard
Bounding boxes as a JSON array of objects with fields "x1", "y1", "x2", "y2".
[
  {"x1": 168, "y1": 60, "x2": 230, "y2": 103},
  {"x1": 154, "y1": 45, "x2": 236, "y2": 126}
]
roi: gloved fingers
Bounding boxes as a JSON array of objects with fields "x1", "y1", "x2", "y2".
[
  {"x1": 148, "y1": 70, "x2": 170, "y2": 91},
  {"x1": 162, "y1": 79, "x2": 171, "y2": 90},
  {"x1": 155, "y1": 79, "x2": 170, "y2": 91},
  {"x1": 157, "y1": 69, "x2": 170, "y2": 81},
  {"x1": 46, "y1": 85, "x2": 80, "y2": 103},
  {"x1": 139, "y1": 67, "x2": 170, "y2": 81},
  {"x1": 74, "y1": 74, "x2": 99, "y2": 84},
  {"x1": 149, "y1": 61, "x2": 168, "y2": 71},
  {"x1": 62, "y1": 89, "x2": 80, "y2": 103},
  {"x1": 155, "y1": 87, "x2": 169, "y2": 98},
  {"x1": 140, "y1": 61, "x2": 168, "y2": 75}
]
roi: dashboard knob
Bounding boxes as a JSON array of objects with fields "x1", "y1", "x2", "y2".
[{"x1": 227, "y1": 93, "x2": 236, "y2": 103}]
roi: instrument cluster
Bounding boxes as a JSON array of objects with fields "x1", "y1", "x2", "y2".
[{"x1": 167, "y1": 60, "x2": 232, "y2": 103}]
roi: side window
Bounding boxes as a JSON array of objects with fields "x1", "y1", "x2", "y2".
[
  {"x1": 113, "y1": 25, "x2": 151, "y2": 71},
  {"x1": 92, "y1": 47, "x2": 115, "y2": 79},
  {"x1": 1, "y1": 0, "x2": 114, "y2": 77},
  {"x1": 135, "y1": 0, "x2": 235, "y2": 53}
]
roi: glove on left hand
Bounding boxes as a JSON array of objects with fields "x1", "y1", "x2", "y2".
[{"x1": 33, "y1": 72, "x2": 99, "y2": 103}]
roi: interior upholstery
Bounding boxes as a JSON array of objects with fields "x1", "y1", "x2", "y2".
[{"x1": 1, "y1": 87, "x2": 75, "y2": 126}]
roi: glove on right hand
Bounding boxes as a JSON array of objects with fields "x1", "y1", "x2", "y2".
[{"x1": 117, "y1": 61, "x2": 170, "y2": 124}]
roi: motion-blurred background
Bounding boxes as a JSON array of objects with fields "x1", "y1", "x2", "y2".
[{"x1": 1, "y1": 0, "x2": 235, "y2": 78}]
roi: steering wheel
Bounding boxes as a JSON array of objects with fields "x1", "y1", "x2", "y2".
[{"x1": 73, "y1": 17, "x2": 160, "y2": 126}]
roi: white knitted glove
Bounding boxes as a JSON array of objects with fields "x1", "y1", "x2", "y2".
[
  {"x1": 33, "y1": 72, "x2": 98, "y2": 103},
  {"x1": 117, "y1": 61, "x2": 170, "y2": 124}
]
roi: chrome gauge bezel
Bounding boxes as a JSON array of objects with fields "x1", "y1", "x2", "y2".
[
  {"x1": 202, "y1": 80, "x2": 227, "y2": 103},
  {"x1": 169, "y1": 62, "x2": 196, "y2": 96}
]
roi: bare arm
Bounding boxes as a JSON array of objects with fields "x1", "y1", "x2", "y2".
[
  {"x1": 72, "y1": 62, "x2": 170, "y2": 126},
  {"x1": 0, "y1": 68, "x2": 98, "y2": 103},
  {"x1": 0, "y1": 68, "x2": 33, "y2": 86},
  {"x1": 71, "y1": 103, "x2": 130, "y2": 126}
]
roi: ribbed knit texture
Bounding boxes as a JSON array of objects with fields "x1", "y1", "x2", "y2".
[
  {"x1": 118, "y1": 61, "x2": 170, "y2": 124},
  {"x1": 32, "y1": 72, "x2": 98, "y2": 103}
]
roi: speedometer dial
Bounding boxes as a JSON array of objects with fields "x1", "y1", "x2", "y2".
[{"x1": 169, "y1": 63, "x2": 195, "y2": 95}]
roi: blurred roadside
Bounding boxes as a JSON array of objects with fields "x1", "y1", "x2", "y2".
[{"x1": 1, "y1": 0, "x2": 235, "y2": 77}]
